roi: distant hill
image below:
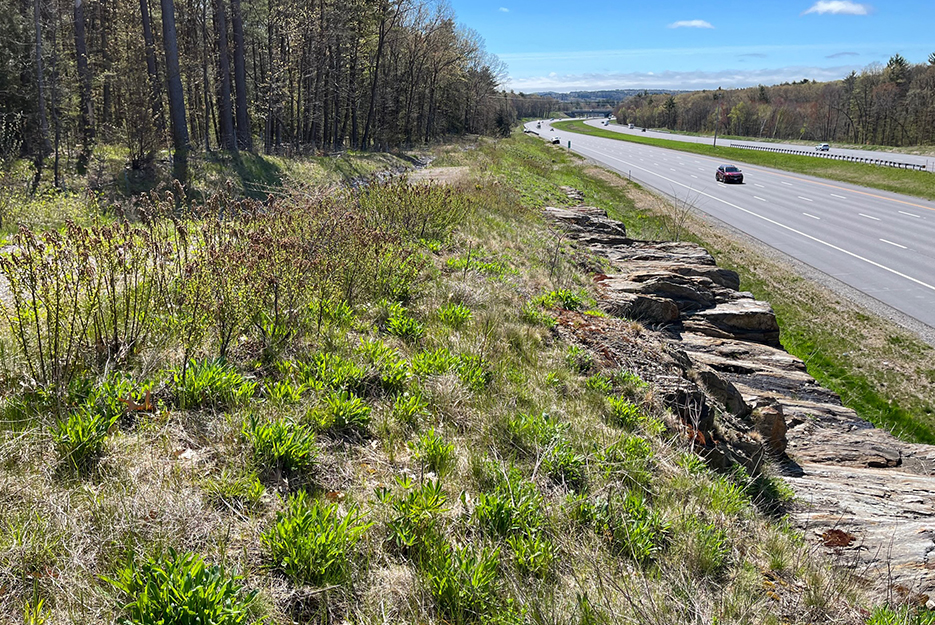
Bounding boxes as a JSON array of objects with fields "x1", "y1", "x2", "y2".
[{"x1": 535, "y1": 89, "x2": 684, "y2": 103}]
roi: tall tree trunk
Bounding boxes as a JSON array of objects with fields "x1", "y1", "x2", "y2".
[
  {"x1": 230, "y1": 0, "x2": 251, "y2": 150},
  {"x1": 361, "y1": 12, "x2": 388, "y2": 149},
  {"x1": 32, "y1": 0, "x2": 51, "y2": 159},
  {"x1": 98, "y1": 0, "x2": 112, "y2": 127},
  {"x1": 140, "y1": 0, "x2": 165, "y2": 138},
  {"x1": 200, "y1": 0, "x2": 211, "y2": 150},
  {"x1": 74, "y1": 0, "x2": 95, "y2": 173},
  {"x1": 160, "y1": 0, "x2": 190, "y2": 181},
  {"x1": 213, "y1": 0, "x2": 236, "y2": 151}
]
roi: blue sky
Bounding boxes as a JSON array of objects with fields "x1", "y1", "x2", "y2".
[{"x1": 447, "y1": 0, "x2": 935, "y2": 92}]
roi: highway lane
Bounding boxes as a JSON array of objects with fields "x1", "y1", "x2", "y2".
[
  {"x1": 525, "y1": 120, "x2": 935, "y2": 331},
  {"x1": 579, "y1": 118, "x2": 935, "y2": 171}
]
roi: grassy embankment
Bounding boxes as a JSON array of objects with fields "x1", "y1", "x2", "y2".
[
  {"x1": 552, "y1": 119, "x2": 935, "y2": 202},
  {"x1": 0, "y1": 136, "x2": 906, "y2": 624},
  {"x1": 550, "y1": 121, "x2": 935, "y2": 443}
]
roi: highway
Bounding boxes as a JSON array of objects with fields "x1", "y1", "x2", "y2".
[
  {"x1": 579, "y1": 118, "x2": 935, "y2": 171},
  {"x1": 525, "y1": 119, "x2": 935, "y2": 332}
]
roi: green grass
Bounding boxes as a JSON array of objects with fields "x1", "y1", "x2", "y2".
[{"x1": 553, "y1": 119, "x2": 935, "y2": 202}]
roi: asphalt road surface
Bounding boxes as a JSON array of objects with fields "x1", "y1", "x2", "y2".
[
  {"x1": 580, "y1": 118, "x2": 935, "y2": 171},
  {"x1": 526, "y1": 119, "x2": 935, "y2": 333}
]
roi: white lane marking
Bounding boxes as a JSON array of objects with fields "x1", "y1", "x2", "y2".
[
  {"x1": 797, "y1": 196, "x2": 813, "y2": 202},
  {"x1": 570, "y1": 144, "x2": 935, "y2": 294},
  {"x1": 670, "y1": 168, "x2": 677, "y2": 172},
  {"x1": 880, "y1": 239, "x2": 907, "y2": 249},
  {"x1": 754, "y1": 183, "x2": 765, "y2": 188},
  {"x1": 691, "y1": 175, "x2": 698, "y2": 179},
  {"x1": 781, "y1": 181, "x2": 793, "y2": 186},
  {"x1": 859, "y1": 213, "x2": 881, "y2": 221},
  {"x1": 831, "y1": 193, "x2": 846, "y2": 199},
  {"x1": 803, "y1": 213, "x2": 820, "y2": 220},
  {"x1": 899, "y1": 211, "x2": 921, "y2": 218},
  {"x1": 754, "y1": 196, "x2": 767, "y2": 202}
]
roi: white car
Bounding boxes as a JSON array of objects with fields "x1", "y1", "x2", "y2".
[
  {"x1": 816, "y1": 143, "x2": 830, "y2": 151},
  {"x1": 551, "y1": 136, "x2": 561, "y2": 144}
]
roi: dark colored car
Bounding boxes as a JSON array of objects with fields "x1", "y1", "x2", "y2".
[{"x1": 716, "y1": 164, "x2": 744, "y2": 184}]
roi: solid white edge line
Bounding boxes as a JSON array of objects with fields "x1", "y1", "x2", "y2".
[
  {"x1": 880, "y1": 239, "x2": 907, "y2": 249},
  {"x1": 859, "y1": 213, "x2": 881, "y2": 221},
  {"x1": 569, "y1": 143, "x2": 935, "y2": 293}
]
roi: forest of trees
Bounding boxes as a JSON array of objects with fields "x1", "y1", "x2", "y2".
[
  {"x1": 613, "y1": 54, "x2": 935, "y2": 148},
  {"x1": 0, "y1": 0, "x2": 531, "y2": 185}
]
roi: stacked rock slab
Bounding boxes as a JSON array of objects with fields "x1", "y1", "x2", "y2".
[{"x1": 544, "y1": 199, "x2": 935, "y2": 605}]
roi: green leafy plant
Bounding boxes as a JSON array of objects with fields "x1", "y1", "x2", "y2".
[
  {"x1": 411, "y1": 428, "x2": 456, "y2": 476},
  {"x1": 203, "y1": 469, "x2": 265, "y2": 511},
  {"x1": 457, "y1": 354, "x2": 493, "y2": 391},
  {"x1": 542, "y1": 441, "x2": 586, "y2": 490},
  {"x1": 383, "y1": 301, "x2": 424, "y2": 341},
  {"x1": 675, "y1": 517, "x2": 730, "y2": 579},
  {"x1": 376, "y1": 477, "x2": 448, "y2": 556},
  {"x1": 531, "y1": 289, "x2": 584, "y2": 310},
  {"x1": 585, "y1": 374, "x2": 613, "y2": 394},
  {"x1": 262, "y1": 491, "x2": 371, "y2": 585},
  {"x1": 474, "y1": 477, "x2": 543, "y2": 538},
  {"x1": 520, "y1": 302, "x2": 556, "y2": 328},
  {"x1": 506, "y1": 411, "x2": 566, "y2": 451},
  {"x1": 244, "y1": 415, "x2": 317, "y2": 474},
  {"x1": 392, "y1": 391, "x2": 430, "y2": 425},
  {"x1": 424, "y1": 543, "x2": 501, "y2": 623},
  {"x1": 507, "y1": 532, "x2": 555, "y2": 578},
  {"x1": 296, "y1": 352, "x2": 365, "y2": 393},
  {"x1": 565, "y1": 345, "x2": 593, "y2": 374},
  {"x1": 436, "y1": 302, "x2": 472, "y2": 328},
  {"x1": 105, "y1": 549, "x2": 259, "y2": 625},
  {"x1": 599, "y1": 435, "x2": 655, "y2": 490},
  {"x1": 412, "y1": 347, "x2": 459, "y2": 377},
  {"x1": 316, "y1": 389, "x2": 372, "y2": 430},
  {"x1": 606, "y1": 396, "x2": 643, "y2": 429},
  {"x1": 173, "y1": 359, "x2": 257, "y2": 410},
  {"x1": 52, "y1": 407, "x2": 119, "y2": 470},
  {"x1": 264, "y1": 379, "x2": 307, "y2": 405}
]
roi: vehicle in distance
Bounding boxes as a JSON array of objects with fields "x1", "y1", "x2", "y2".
[
  {"x1": 816, "y1": 143, "x2": 830, "y2": 151},
  {"x1": 716, "y1": 164, "x2": 744, "y2": 184},
  {"x1": 628, "y1": 123, "x2": 634, "y2": 129},
  {"x1": 551, "y1": 136, "x2": 561, "y2": 144}
]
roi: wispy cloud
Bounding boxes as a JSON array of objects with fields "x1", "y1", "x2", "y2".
[
  {"x1": 802, "y1": 1, "x2": 870, "y2": 15},
  {"x1": 506, "y1": 65, "x2": 862, "y2": 92},
  {"x1": 498, "y1": 6, "x2": 509, "y2": 12},
  {"x1": 826, "y1": 51, "x2": 859, "y2": 58},
  {"x1": 668, "y1": 19, "x2": 714, "y2": 29}
]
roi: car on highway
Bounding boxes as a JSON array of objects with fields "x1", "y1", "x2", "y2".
[
  {"x1": 816, "y1": 143, "x2": 830, "y2": 151},
  {"x1": 716, "y1": 164, "x2": 744, "y2": 184},
  {"x1": 628, "y1": 123, "x2": 634, "y2": 129},
  {"x1": 550, "y1": 136, "x2": 561, "y2": 144}
]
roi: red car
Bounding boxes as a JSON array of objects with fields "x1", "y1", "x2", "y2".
[{"x1": 716, "y1": 164, "x2": 744, "y2": 184}]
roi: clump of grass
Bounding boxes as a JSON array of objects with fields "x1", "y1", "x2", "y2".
[
  {"x1": 262, "y1": 491, "x2": 371, "y2": 585},
  {"x1": 202, "y1": 468, "x2": 265, "y2": 511},
  {"x1": 105, "y1": 549, "x2": 260, "y2": 625},
  {"x1": 457, "y1": 354, "x2": 493, "y2": 391},
  {"x1": 52, "y1": 408, "x2": 118, "y2": 471},
  {"x1": 507, "y1": 532, "x2": 555, "y2": 578},
  {"x1": 506, "y1": 411, "x2": 567, "y2": 451},
  {"x1": 424, "y1": 543, "x2": 502, "y2": 623}
]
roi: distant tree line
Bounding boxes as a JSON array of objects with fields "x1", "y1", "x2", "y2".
[
  {"x1": 613, "y1": 54, "x2": 935, "y2": 147},
  {"x1": 0, "y1": 0, "x2": 523, "y2": 185}
]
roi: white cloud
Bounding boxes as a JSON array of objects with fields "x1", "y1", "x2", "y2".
[
  {"x1": 668, "y1": 20, "x2": 714, "y2": 29},
  {"x1": 802, "y1": 1, "x2": 870, "y2": 15},
  {"x1": 498, "y1": 6, "x2": 509, "y2": 12},
  {"x1": 505, "y1": 65, "x2": 862, "y2": 92}
]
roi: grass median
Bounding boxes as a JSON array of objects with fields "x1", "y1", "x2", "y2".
[{"x1": 552, "y1": 119, "x2": 935, "y2": 202}]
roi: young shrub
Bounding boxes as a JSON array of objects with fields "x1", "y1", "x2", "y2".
[
  {"x1": 411, "y1": 428, "x2": 456, "y2": 476},
  {"x1": 244, "y1": 415, "x2": 317, "y2": 474},
  {"x1": 436, "y1": 302, "x2": 472, "y2": 329},
  {"x1": 262, "y1": 491, "x2": 371, "y2": 586},
  {"x1": 105, "y1": 549, "x2": 260, "y2": 625},
  {"x1": 173, "y1": 359, "x2": 257, "y2": 410},
  {"x1": 316, "y1": 389, "x2": 372, "y2": 431}
]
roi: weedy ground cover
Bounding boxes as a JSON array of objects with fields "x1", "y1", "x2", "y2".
[{"x1": 0, "y1": 135, "x2": 916, "y2": 625}]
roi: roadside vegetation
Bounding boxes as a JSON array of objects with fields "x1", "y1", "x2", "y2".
[
  {"x1": 552, "y1": 119, "x2": 935, "y2": 202},
  {"x1": 0, "y1": 133, "x2": 930, "y2": 624}
]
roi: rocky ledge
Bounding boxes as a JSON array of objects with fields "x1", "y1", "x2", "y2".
[{"x1": 545, "y1": 201, "x2": 935, "y2": 606}]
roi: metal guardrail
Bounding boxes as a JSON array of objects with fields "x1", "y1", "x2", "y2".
[{"x1": 728, "y1": 143, "x2": 930, "y2": 172}]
